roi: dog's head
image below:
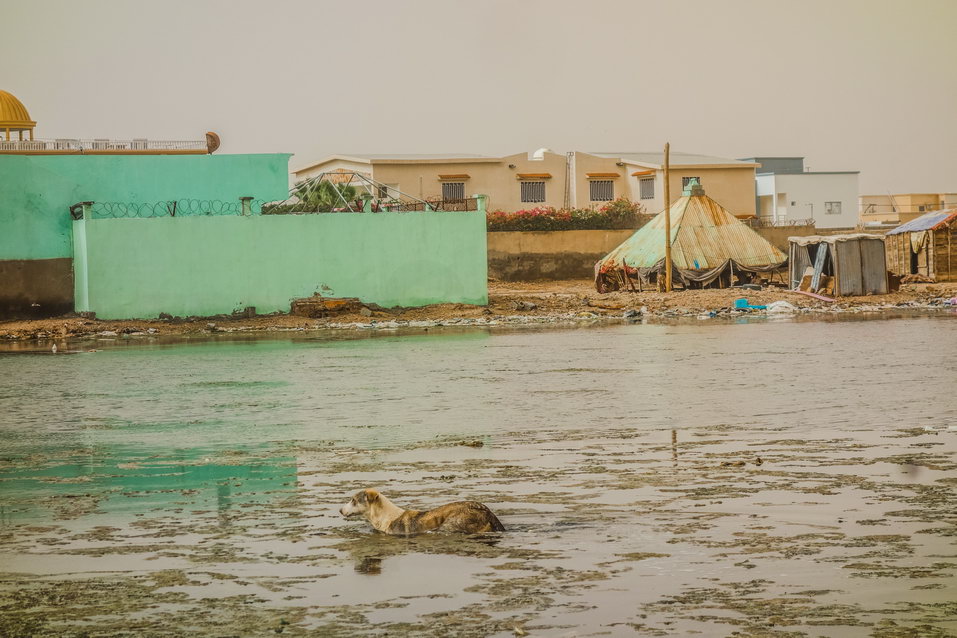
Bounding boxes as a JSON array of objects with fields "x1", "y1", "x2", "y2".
[{"x1": 339, "y1": 488, "x2": 380, "y2": 518}]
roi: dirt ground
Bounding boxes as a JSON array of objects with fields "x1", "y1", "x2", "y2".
[{"x1": 2, "y1": 279, "x2": 956, "y2": 342}]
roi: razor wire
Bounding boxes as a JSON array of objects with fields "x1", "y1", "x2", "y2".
[
  {"x1": 88, "y1": 199, "x2": 247, "y2": 219},
  {"x1": 77, "y1": 173, "x2": 481, "y2": 220}
]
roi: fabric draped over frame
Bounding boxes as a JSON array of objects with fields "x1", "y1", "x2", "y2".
[
  {"x1": 596, "y1": 258, "x2": 784, "y2": 293},
  {"x1": 910, "y1": 230, "x2": 928, "y2": 254},
  {"x1": 594, "y1": 189, "x2": 788, "y2": 292}
]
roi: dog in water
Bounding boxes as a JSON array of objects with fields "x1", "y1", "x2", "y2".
[{"x1": 339, "y1": 489, "x2": 505, "y2": 535}]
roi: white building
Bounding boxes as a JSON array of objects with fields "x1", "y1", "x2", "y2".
[{"x1": 741, "y1": 157, "x2": 860, "y2": 229}]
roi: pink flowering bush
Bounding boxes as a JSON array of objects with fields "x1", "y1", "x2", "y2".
[{"x1": 487, "y1": 198, "x2": 647, "y2": 231}]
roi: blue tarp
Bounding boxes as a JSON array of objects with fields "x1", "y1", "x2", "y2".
[{"x1": 886, "y1": 209, "x2": 957, "y2": 235}]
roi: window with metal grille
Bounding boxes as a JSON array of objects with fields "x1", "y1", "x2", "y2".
[
  {"x1": 589, "y1": 180, "x2": 614, "y2": 201},
  {"x1": 376, "y1": 185, "x2": 389, "y2": 199},
  {"x1": 442, "y1": 182, "x2": 465, "y2": 199},
  {"x1": 520, "y1": 181, "x2": 546, "y2": 203},
  {"x1": 825, "y1": 201, "x2": 842, "y2": 215},
  {"x1": 681, "y1": 176, "x2": 701, "y2": 188},
  {"x1": 639, "y1": 177, "x2": 655, "y2": 200}
]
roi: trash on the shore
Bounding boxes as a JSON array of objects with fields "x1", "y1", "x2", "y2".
[
  {"x1": 787, "y1": 289, "x2": 836, "y2": 302},
  {"x1": 734, "y1": 298, "x2": 767, "y2": 310},
  {"x1": 767, "y1": 300, "x2": 799, "y2": 314},
  {"x1": 290, "y1": 295, "x2": 365, "y2": 318}
]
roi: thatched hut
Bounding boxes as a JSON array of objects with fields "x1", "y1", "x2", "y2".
[{"x1": 885, "y1": 209, "x2": 957, "y2": 282}]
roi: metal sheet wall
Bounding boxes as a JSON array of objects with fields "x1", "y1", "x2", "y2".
[
  {"x1": 835, "y1": 242, "x2": 863, "y2": 296},
  {"x1": 860, "y1": 239, "x2": 889, "y2": 294}
]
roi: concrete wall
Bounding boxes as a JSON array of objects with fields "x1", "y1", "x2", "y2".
[
  {"x1": 488, "y1": 229, "x2": 634, "y2": 281},
  {"x1": 753, "y1": 225, "x2": 816, "y2": 251},
  {"x1": 0, "y1": 153, "x2": 291, "y2": 318},
  {"x1": 486, "y1": 226, "x2": 823, "y2": 281},
  {"x1": 75, "y1": 211, "x2": 488, "y2": 319},
  {"x1": 0, "y1": 154, "x2": 291, "y2": 260}
]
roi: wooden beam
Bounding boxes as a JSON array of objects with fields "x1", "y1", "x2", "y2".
[{"x1": 664, "y1": 142, "x2": 672, "y2": 292}]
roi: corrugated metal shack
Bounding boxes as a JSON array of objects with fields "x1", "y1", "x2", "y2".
[
  {"x1": 595, "y1": 181, "x2": 787, "y2": 291},
  {"x1": 788, "y1": 234, "x2": 887, "y2": 296},
  {"x1": 884, "y1": 209, "x2": 957, "y2": 282}
]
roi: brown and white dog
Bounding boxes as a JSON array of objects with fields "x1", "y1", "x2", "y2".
[{"x1": 339, "y1": 489, "x2": 505, "y2": 535}]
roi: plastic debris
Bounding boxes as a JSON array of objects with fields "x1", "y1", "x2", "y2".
[
  {"x1": 734, "y1": 298, "x2": 767, "y2": 310},
  {"x1": 767, "y1": 300, "x2": 799, "y2": 314}
]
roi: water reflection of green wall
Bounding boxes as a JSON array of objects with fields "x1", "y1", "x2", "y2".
[{"x1": 0, "y1": 445, "x2": 298, "y2": 523}]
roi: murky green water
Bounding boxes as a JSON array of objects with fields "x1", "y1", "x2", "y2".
[{"x1": 1, "y1": 316, "x2": 956, "y2": 636}]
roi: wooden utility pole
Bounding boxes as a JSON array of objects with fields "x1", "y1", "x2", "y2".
[{"x1": 663, "y1": 142, "x2": 673, "y2": 292}]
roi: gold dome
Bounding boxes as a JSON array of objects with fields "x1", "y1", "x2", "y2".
[{"x1": 0, "y1": 90, "x2": 36, "y2": 134}]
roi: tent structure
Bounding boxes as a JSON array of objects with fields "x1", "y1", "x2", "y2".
[
  {"x1": 595, "y1": 181, "x2": 787, "y2": 292},
  {"x1": 884, "y1": 209, "x2": 957, "y2": 282}
]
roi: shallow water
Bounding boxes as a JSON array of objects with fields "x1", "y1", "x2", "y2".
[{"x1": 1, "y1": 315, "x2": 955, "y2": 636}]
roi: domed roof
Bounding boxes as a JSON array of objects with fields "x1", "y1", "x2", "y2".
[{"x1": 0, "y1": 90, "x2": 36, "y2": 130}]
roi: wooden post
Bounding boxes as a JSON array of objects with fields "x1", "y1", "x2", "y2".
[{"x1": 664, "y1": 142, "x2": 673, "y2": 292}]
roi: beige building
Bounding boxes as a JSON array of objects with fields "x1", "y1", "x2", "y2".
[
  {"x1": 860, "y1": 193, "x2": 957, "y2": 226},
  {"x1": 291, "y1": 150, "x2": 759, "y2": 217}
]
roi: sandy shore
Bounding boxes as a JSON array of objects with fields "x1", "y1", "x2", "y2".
[{"x1": 2, "y1": 280, "x2": 956, "y2": 342}]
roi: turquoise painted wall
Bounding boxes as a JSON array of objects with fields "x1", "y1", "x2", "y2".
[
  {"x1": 76, "y1": 211, "x2": 488, "y2": 318},
  {"x1": 0, "y1": 154, "x2": 290, "y2": 260}
]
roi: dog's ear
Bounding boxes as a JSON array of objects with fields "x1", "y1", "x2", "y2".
[{"x1": 364, "y1": 489, "x2": 379, "y2": 503}]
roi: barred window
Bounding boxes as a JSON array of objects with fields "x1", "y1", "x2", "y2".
[
  {"x1": 681, "y1": 176, "x2": 701, "y2": 188},
  {"x1": 589, "y1": 180, "x2": 614, "y2": 201},
  {"x1": 639, "y1": 177, "x2": 655, "y2": 200},
  {"x1": 442, "y1": 182, "x2": 465, "y2": 199},
  {"x1": 825, "y1": 201, "x2": 842, "y2": 215},
  {"x1": 520, "y1": 181, "x2": 546, "y2": 203}
]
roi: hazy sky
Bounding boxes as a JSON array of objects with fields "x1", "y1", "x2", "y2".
[{"x1": 4, "y1": 0, "x2": 956, "y2": 193}]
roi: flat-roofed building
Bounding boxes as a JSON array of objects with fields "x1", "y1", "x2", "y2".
[
  {"x1": 741, "y1": 156, "x2": 860, "y2": 229},
  {"x1": 859, "y1": 193, "x2": 957, "y2": 227},
  {"x1": 292, "y1": 150, "x2": 760, "y2": 217}
]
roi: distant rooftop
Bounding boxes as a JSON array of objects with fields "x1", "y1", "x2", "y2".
[
  {"x1": 348, "y1": 153, "x2": 493, "y2": 161},
  {"x1": 590, "y1": 152, "x2": 758, "y2": 168},
  {"x1": 0, "y1": 134, "x2": 220, "y2": 155},
  {"x1": 0, "y1": 89, "x2": 218, "y2": 155}
]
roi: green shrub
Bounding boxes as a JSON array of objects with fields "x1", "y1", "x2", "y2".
[{"x1": 487, "y1": 198, "x2": 648, "y2": 231}]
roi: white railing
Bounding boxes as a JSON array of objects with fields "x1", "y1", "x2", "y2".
[{"x1": 0, "y1": 138, "x2": 208, "y2": 152}]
